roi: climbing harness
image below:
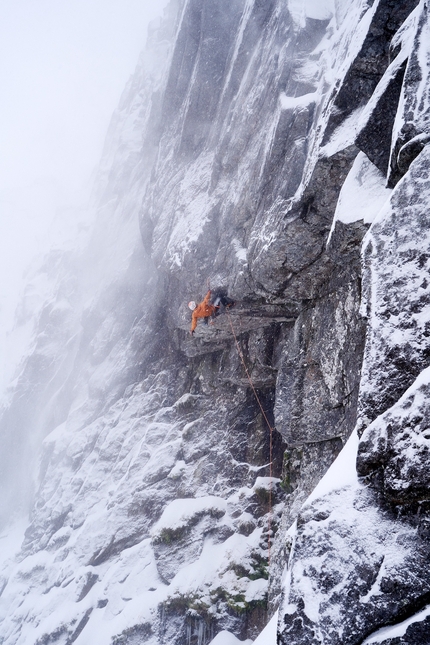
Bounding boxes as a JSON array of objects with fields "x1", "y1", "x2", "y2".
[{"x1": 226, "y1": 310, "x2": 274, "y2": 569}]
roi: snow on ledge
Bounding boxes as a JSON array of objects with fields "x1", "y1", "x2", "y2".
[
  {"x1": 208, "y1": 631, "x2": 252, "y2": 645},
  {"x1": 327, "y1": 152, "x2": 392, "y2": 245},
  {"x1": 287, "y1": 0, "x2": 334, "y2": 27},
  {"x1": 361, "y1": 604, "x2": 430, "y2": 643},
  {"x1": 207, "y1": 610, "x2": 278, "y2": 645},
  {"x1": 305, "y1": 429, "x2": 359, "y2": 506},
  {"x1": 151, "y1": 496, "x2": 227, "y2": 535},
  {"x1": 252, "y1": 610, "x2": 278, "y2": 645},
  {"x1": 279, "y1": 91, "x2": 317, "y2": 111}
]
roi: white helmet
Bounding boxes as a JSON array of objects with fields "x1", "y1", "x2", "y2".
[{"x1": 188, "y1": 301, "x2": 196, "y2": 311}]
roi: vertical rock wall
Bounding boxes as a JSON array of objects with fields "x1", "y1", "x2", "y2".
[{"x1": 279, "y1": 1, "x2": 430, "y2": 643}]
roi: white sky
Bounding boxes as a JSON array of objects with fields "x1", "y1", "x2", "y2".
[{"x1": 0, "y1": 0, "x2": 167, "y2": 342}]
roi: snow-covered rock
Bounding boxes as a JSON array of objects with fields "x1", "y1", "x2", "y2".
[
  {"x1": 358, "y1": 366, "x2": 430, "y2": 505},
  {"x1": 1, "y1": 0, "x2": 430, "y2": 643},
  {"x1": 278, "y1": 1, "x2": 430, "y2": 641},
  {"x1": 358, "y1": 144, "x2": 430, "y2": 429},
  {"x1": 278, "y1": 435, "x2": 430, "y2": 644}
]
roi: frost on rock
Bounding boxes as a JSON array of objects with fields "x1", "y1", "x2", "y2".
[
  {"x1": 278, "y1": 414, "x2": 430, "y2": 645},
  {"x1": 358, "y1": 145, "x2": 430, "y2": 428},
  {"x1": 0, "y1": 367, "x2": 277, "y2": 645},
  {"x1": 357, "y1": 365, "x2": 430, "y2": 505},
  {"x1": 279, "y1": 481, "x2": 430, "y2": 645},
  {"x1": 388, "y1": 0, "x2": 430, "y2": 186},
  {"x1": 277, "y1": 0, "x2": 430, "y2": 643}
]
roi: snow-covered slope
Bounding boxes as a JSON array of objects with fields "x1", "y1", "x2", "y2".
[{"x1": 1, "y1": 0, "x2": 430, "y2": 644}]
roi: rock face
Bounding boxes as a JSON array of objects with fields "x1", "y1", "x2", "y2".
[
  {"x1": 0, "y1": 0, "x2": 430, "y2": 644},
  {"x1": 278, "y1": 1, "x2": 430, "y2": 644}
]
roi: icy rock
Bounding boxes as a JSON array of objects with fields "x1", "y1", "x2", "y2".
[
  {"x1": 355, "y1": 55, "x2": 407, "y2": 176},
  {"x1": 279, "y1": 482, "x2": 430, "y2": 645},
  {"x1": 358, "y1": 144, "x2": 430, "y2": 428},
  {"x1": 357, "y1": 366, "x2": 430, "y2": 505},
  {"x1": 389, "y1": 0, "x2": 430, "y2": 185},
  {"x1": 276, "y1": 3, "x2": 430, "y2": 639},
  {"x1": 362, "y1": 604, "x2": 430, "y2": 644},
  {"x1": 151, "y1": 497, "x2": 228, "y2": 582},
  {"x1": 323, "y1": 0, "x2": 420, "y2": 143}
]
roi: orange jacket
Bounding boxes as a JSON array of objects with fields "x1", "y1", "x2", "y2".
[{"x1": 191, "y1": 291, "x2": 216, "y2": 332}]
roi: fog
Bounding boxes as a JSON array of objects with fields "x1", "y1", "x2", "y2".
[{"x1": 0, "y1": 0, "x2": 167, "y2": 373}]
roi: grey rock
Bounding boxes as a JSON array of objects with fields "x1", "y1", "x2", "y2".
[
  {"x1": 357, "y1": 366, "x2": 430, "y2": 505},
  {"x1": 358, "y1": 145, "x2": 430, "y2": 429},
  {"x1": 373, "y1": 616, "x2": 430, "y2": 644},
  {"x1": 324, "y1": 0, "x2": 420, "y2": 143},
  {"x1": 279, "y1": 484, "x2": 430, "y2": 645},
  {"x1": 356, "y1": 59, "x2": 407, "y2": 176},
  {"x1": 388, "y1": 1, "x2": 430, "y2": 186}
]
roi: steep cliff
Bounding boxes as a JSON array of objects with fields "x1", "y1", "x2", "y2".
[{"x1": 0, "y1": 1, "x2": 429, "y2": 644}]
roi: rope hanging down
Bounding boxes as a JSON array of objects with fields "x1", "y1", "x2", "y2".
[{"x1": 226, "y1": 310, "x2": 274, "y2": 567}]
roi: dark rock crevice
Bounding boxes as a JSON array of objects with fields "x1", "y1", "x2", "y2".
[{"x1": 323, "y1": 0, "x2": 420, "y2": 143}]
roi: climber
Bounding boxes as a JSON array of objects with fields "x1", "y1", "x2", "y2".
[{"x1": 188, "y1": 290, "x2": 235, "y2": 335}]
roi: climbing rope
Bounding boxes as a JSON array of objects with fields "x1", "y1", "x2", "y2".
[{"x1": 226, "y1": 310, "x2": 274, "y2": 568}]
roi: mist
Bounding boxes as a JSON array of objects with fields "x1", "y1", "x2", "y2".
[{"x1": 0, "y1": 0, "x2": 167, "y2": 383}]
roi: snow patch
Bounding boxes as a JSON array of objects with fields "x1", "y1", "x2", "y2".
[
  {"x1": 252, "y1": 477, "x2": 280, "y2": 491},
  {"x1": 251, "y1": 610, "x2": 278, "y2": 645},
  {"x1": 327, "y1": 152, "x2": 392, "y2": 244},
  {"x1": 209, "y1": 631, "x2": 252, "y2": 645},
  {"x1": 362, "y1": 604, "x2": 430, "y2": 643},
  {"x1": 168, "y1": 460, "x2": 186, "y2": 479},
  {"x1": 320, "y1": 106, "x2": 364, "y2": 157},
  {"x1": 305, "y1": 429, "x2": 359, "y2": 505},
  {"x1": 152, "y1": 497, "x2": 227, "y2": 535},
  {"x1": 232, "y1": 238, "x2": 247, "y2": 263},
  {"x1": 304, "y1": 0, "x2": 334, "y2": 21},
  {"x1": 287, "y1": 0, "x2": 334, "y2": 27},
  {"x1": 279, "y1": 92, "x2": 318, "y2": 111}
]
